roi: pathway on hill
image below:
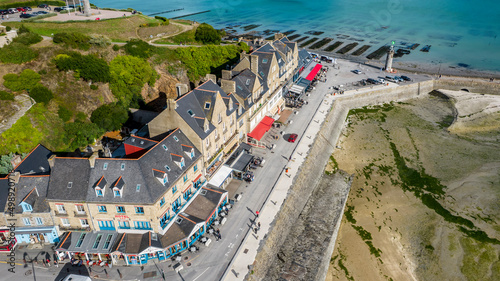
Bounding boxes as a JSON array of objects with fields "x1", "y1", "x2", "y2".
[{"x1": 0, "y1": 94, "x2": 35, "y2": 136}]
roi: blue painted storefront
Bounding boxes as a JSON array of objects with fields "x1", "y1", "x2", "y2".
[{"x1": 15, "y1": 226, "x2": 59, "y2": 244}]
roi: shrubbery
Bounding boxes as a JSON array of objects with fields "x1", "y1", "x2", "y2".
[
  {"x1": 154, "y1": 16, "x2": 169, "y2": 25},
  {"x1": 53, "y1": 32, "x2": 91, "y2": 50},
  {"x1": 0, "y1": 42, "x2": 38, "y2": 64},
  {"x1": 64, "y1": 121, "x2": 103, "y2": 151},
  {"x1": 175, "y1": 45, "x2": 245, "y2": 81},
  {"x1": 0, "y1": 91, "x2": 15, "y2": 101},
  {"x1": 90, "y1": 84, "x2": 98, "y2": 90},
  {"x1": 12, "y1": 31, "x2": 43, "y2": 46},
  {"x1": 112, "y1": 44, "x2": 120, "y2": 51},
  {"x1": 91, "y1": 103, "x2": 129, "y2": 131},
  {"x1": 54, "y1": 52, "x2": 110, "y2": 82},
  {"x1": 123, "y1": 39, "x2": 154, "y2": 58},
  {"x1": 89, "y1": 34, "x2": 111, "y2": 47},
  {"x1": 195, "y1": 23, "x2": 221, "y2": 45},
  {"x1": 58, "y1": 106, "x2": 72, "y2": 122},
  {"x1": 3, "y1": 69, "x2": 41, "y2": 92},
  {"x1": 109, "y1": 55, "x2": 156, "y2": 106},
  {"x1": 29, "y1": 84, "x2": 54, "y2": 104}
]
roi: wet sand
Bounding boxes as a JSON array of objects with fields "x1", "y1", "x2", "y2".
[{"x1": 326, "y1": 91, "x2": 500, "y2": 281}]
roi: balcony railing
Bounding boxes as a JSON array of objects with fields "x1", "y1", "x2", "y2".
[{"x1": 55, "y1": 211, "x2": 67, "y2": 217}]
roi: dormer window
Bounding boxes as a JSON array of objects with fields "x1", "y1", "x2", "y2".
[
  {"x1": 182, "y1": 144, "x2": 195, "y2": 159},
  {"x1": 114, "y1": 190, "x2": 121, "y2": 197},
  {"x1": 153, "y1": 169, "x2": 168, "y2": 186},
  {"x1": 205, "y1": 102, "x2": 211, "y2": 109},
  {"x1": 95, "y1": 175, "x2": 107, "y2": 197},
  {"x1": 171, "y1": 153, "x2": 185, "y2": 169},
  {"x1": 188, "y1": 109, "x2": 194, "y2": 117},
  {"x1": 21, "y1": 202, "x2": 33, "y2": 213}
]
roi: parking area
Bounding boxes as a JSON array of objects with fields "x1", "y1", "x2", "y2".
[
  {"x1": 307, "y1": 56, "x2": 431, "y2": 93},
  {"x1": 0, "y1": 5, "x2": 133, "y2": 22}
]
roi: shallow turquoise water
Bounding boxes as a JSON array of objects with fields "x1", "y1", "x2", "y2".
[{"x1": 93, "y1": 0, "x2": 500, "y2": 72}]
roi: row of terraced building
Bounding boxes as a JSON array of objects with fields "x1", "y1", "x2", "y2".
[{"x1": 0, "y1": 35, "x2": 316, "y2": 266}]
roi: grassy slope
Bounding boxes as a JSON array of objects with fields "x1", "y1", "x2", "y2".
[{"x1": 3, "y1": 15, "x2": 160, "y2": 41}]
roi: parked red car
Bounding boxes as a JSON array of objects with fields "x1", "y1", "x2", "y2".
[
  {"x1": 288, "y1": 133, "x2": 298, "y2": 143},
  {"x1": 16, "y1": 7, "x2": 25, "y2": 12}
]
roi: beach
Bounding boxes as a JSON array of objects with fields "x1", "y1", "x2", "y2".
[{"x1": 326, "y1": 91, "x2": 500, "y2": 281}]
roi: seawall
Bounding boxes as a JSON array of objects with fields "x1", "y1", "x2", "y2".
[{"x1": 249, "y1": 80, "x2": 434, "y2": 280}]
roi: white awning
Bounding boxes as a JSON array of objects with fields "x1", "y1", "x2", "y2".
[
  {"x1": 289, "y1": 84, "x2": 305, "y2": 95},
  {"x1": 208, "y1": 165, "x2": 233, "y2": 188}
]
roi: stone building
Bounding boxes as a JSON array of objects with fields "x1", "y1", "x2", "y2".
[
  {"x1": 148, "y1": 80, "x2": 242, "y2": 178},
  {"x1": 46, "y1": 128, "x2": 205, "y2": 235}
]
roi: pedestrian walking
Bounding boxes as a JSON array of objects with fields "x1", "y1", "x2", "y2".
[
  {"x1": 256, "y1": 210, "x2": 260, "y2": 217},
  {"x1": 218, "y1": 232, "x2": 222, "y2": 240},
  {"x1": 258, "y1": 222, "x2": 261, "y2": 230}
]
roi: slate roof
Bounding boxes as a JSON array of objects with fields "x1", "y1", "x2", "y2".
[
  {"x1": 15, "y1": 175, "x2": 51, "y2": 213},
  {"x1": 0, "y1": 177, "x2": 9, "y2": 213},
  {"x1": 232, "y1": 69, "x2": 258, "y2": 109},
  {"x1": 160, "y1": 212, "x2": 203, "y2": 248},
  {"x1": 113, "y1": 232, "x2": 163, "y2": 254},
  {"x1": 183, "y1": 187, "x2": 227, "y2": 221},
  {"x1": 47, "y1": 157, "x2": 90, "y2": 202},
  {"x1": 175, "y1": 80, "x2": 238, "y2": 139},
  {"x1": 47, "y1": 129, "x2": 201, "y2": 205},
  {"x1": 13, "y1": 144, "x2": 52, "y2": 176},
  {"x1": 298, "y1": 49, "x2": 312, "y2": 69},
  {"x1": 251, "y1": 49, "x2": 274, "y2": 81}
]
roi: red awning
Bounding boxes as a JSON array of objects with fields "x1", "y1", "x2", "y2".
[
  {"x1": 305, "y1": 63, "x2": 322, "y2": 81},
  {"x1": 247, "y1": 116, "x2": 275, "y2": 141}
]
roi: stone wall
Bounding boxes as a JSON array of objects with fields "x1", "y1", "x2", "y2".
[
  {"x1": 248, "y1": 80, "x2": 434, "y2": 280},
  {"x1": 248, "y1": 78, "x2": 497, "y2": 281},
  {"x1": 434, "y1": 79, "x2": 500, "y2": 95}
]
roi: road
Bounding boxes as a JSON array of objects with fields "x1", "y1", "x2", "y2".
[{"x1": 0, "y1": 59, "x2": 431, "y2": 281}]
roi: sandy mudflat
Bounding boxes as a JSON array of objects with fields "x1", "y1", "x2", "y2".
[{"x1": 326, "y1": 90, "x2": 500, "y2": 281}]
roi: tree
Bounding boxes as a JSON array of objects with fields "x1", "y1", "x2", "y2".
[
  {"x1": 109, "y1": 55, "x2": 156, "y2": 106},
  {"x1": 0, "y1": 90, "x2": 15, "y2": 101},
  {"x1": 195, "y1": 23, "x2": 221, "y2": 45},
  {"x1": 0, "y1": 153, "x2": 14, "y2": 175},
  {"x1": 64, "y1": 121, "x2": 103, "y2": 151},
  {"x1": 3, "y1": 69, "x2": 41, "y2": 92},
  {"x1": 29, "y1": 84, "x2": 53, "y2": 104},
  {"x1": 91, "y1": 103, "x2": 129, "y2": 131}
]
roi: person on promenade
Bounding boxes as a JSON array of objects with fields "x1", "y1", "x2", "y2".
[{"x1": 255, "y1": 210, "x2": 260, "y2": 217}]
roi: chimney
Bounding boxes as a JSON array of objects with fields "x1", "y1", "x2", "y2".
[
  {"x1": 8, "y1": 171, "x2": 20, "y2": 184},
  {"x1": 175, "y1": 83, "x2": 189, "y2": 98},
  {"x1": 220, "y1": 79, "x2": 236, "y2": 95},
  {"x1": 274, "y1": 33, "x2": 284, "y2": 41},
  {"x1": 89, "y1": 152, "x2": 98, "y2": 169},
  {"x1": 222, "y1": 70, "x2": 232, "y2": 80},
  {"x1": 48, "y1": 154, "x2": 56, "y2": 168},
  {"x1": 167, "y1": 98, "x2": 178, "y2": 110},
  {"x1": 206, "y1": 74, "x2": 217, "y2": 83},
  {"x1": 250, "y1": 54, "x2": 259, "y2": 74}
]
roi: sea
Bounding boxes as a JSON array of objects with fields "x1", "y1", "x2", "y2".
[{"x1": 92, "y1": 0, "x2": 500, "y2": 72}]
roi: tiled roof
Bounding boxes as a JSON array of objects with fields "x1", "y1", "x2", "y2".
[{"x1": 14, "y1": 175, "x2": 50, "y2": 213}]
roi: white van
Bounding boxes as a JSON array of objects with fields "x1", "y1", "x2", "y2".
[{"x1": 60, "y1": 274, "x2": 93, "y2": 281}]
